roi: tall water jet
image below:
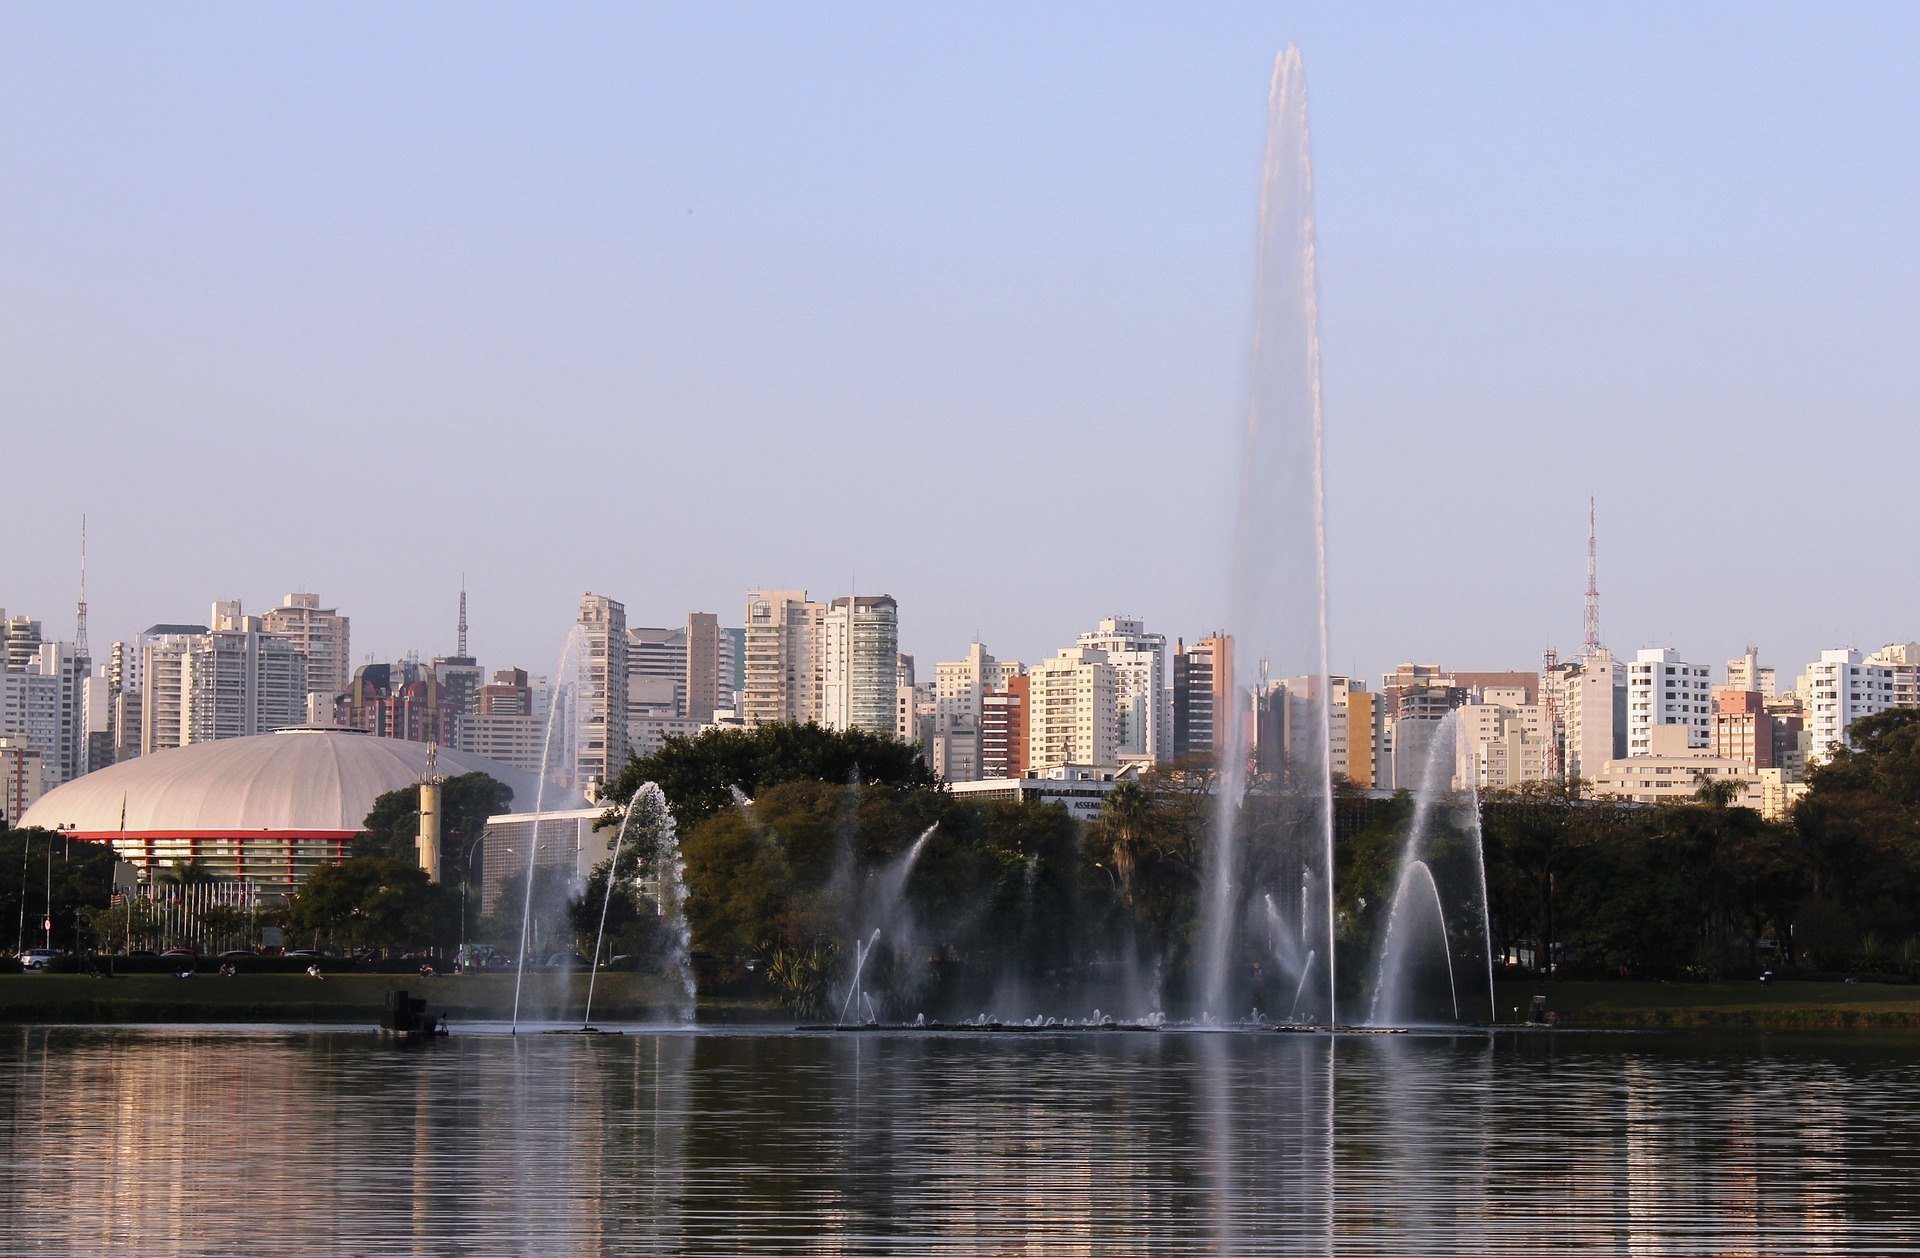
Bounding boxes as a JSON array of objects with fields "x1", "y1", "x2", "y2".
[
  {"x1": 649, "y1": 784, "x2": 695, "y2": 1019},
  {"x1": 1199, "y1": 45, "x2": 1336, "y2": 1024},
  {"x1": 511, "y1": 625, "x2": 586, "y2": 1030}
]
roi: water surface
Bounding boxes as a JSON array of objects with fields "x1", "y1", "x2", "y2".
[{"x1": 4, "y1": 1026, "x2": 1918, "y2": 1254}]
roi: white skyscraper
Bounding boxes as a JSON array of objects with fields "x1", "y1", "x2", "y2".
[
  {"x1": 574, "y1": 592, "x2": 630, "y2": 788},
  {"x1": 821, "y1": 595, "x2": 900, "y2": 737}
]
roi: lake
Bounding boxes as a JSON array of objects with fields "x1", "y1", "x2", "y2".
[{"x1": 4, "y1": 1026, "x2": 1919, "y2": 1254}]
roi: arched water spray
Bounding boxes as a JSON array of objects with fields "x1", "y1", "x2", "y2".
[
  {"x1": 1365, "y1": 710, "x2": 1492, "y2": 1025},
  {"x1": 1198, "y1": 45, "x2": 1336, "y2": 1025},
  {"x1": 1369, "y1": 861, "x2": 1459, "y2": 1025},
  {"x1": 582, "y1": 789, "x2": 645, "y2": 1028}
]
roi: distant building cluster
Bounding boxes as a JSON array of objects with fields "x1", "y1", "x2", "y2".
[{"x1": 6, "y1": 577, "x2": 1920, "y2": 830}]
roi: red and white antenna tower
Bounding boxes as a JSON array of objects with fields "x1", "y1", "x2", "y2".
[
  {"x1": 1541, "y1": 644, "x2": 1563, "y2": 779},
  {"x1": 1582, "y1": 495, "x2": 1602, "y2": 657},
  {"x1": 456, "y1": 576, "x2": 469, "y2": 657}
]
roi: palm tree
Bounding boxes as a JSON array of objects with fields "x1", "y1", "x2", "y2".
[
  {"x1": 1099, "y1": 781, "x2": 1154, "y2": 904},
  {"x1": 156, "y1": 858, "x2": 222, "y2": 887},
  {"x1": 1692, "y1": 772, "x2": 1743, "y2": 810}
]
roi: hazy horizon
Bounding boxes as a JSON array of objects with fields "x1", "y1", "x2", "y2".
[{"x1": 5, "y1": 4, "x2": 1916, "y2": 687}]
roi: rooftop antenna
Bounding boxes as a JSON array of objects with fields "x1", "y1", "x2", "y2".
[
  {"x1": 457, "y1": 575, "x2": 469, "y2": 657},
  {"x1": 75, "y1": 516, "x2": 90, "y2": 661},
  {"x1": 1582, "y1": 495, "x2": 1603, "y2": 657}
]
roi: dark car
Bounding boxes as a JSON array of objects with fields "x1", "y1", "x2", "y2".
[{"x1": 217, "y1": 950, "x2": 258, "y2": 959}]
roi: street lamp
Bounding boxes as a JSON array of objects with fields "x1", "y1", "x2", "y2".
[{"x1": 451, "y1": 833, "x2": 490, "y2": 966}]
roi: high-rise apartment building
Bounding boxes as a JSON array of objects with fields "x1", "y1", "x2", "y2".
[
  {"x1": 1801, "y1": 648, "x2": 1896, "y2": 763},
  {"x1": 933, "y1": 643, "x2": 1024, "y2": 782},
  {"x1": 1171, "y1": 635, "x2": 1231, "y2": 761},
  {"x1": 1, "y1": 613, "x2": 44, "y2": 673},
  {"x1": 1866, "y1": 642, "x2": 1920, "y2": 711},
  {"x1": 684, "y1": 612, "x2": 723, "y2": 721},
  {"x1": 456, "y1": 668, "x2": 545, "y2": 772},
  {"x1": 1626, "y1": 648, "x2": 1711, "y2": 756},
  {"x1": 1726, "y1": 647, "x2": 1777, "y2": 701},
  {"x1": 1546, "y1": 648, "x2": 1626, "y2": 780},
  {"x1": 261, "y1": 593, "x2": 350, "y2": 713},
  {"x1": 1027, "y1": 647, "x2": 1118, "y2": 772},
  {"x1": 1075, "y1": 617, "x2": 1170, "y2": 763},
  {"x1": 575, "y1": 592, "x2": 629, "y2": 788},
  {"x1": 628, "y1": 625, "x2": 688, "y2": 719},
  {"x1": 981, "y1": 674, "x2": 1030, "y2": 780},
  {"x1": 744, "y1": 590, "x2": 826, "y2": 728},
  {"x1": 1455, "y1": 686, "x2": 1552, "y2": 789},
  {"x1": 0, "y1": 642, "x2": 87, "y2": 786},
  {"x1": 821, "y1": 595, "x2": 900, "y2": 737},
  {"x1": 179, "y1": 605, "x2": 310, "y2": 744}
]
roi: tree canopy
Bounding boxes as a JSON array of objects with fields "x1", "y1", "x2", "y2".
[
  {"x1": 607, "y1": 722, "x2": 939, "y2": 831},
  {"x1": 354, "y1": 771, "x2": 514, "y2": 865},
  {"x1": 283, "y1": 857, "x2": 455, "y2": 954}
]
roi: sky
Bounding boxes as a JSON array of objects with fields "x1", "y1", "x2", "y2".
[{"x1": 3, "y1": 3, "x2": 1916, "y2": 687}]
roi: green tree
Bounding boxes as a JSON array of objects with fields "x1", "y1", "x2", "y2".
[
  {"x1": 607, "y1": 723, "x2": 939, "y2": 833},
  {"x1": 1, "y1": 830, "x2": 121, "y2": 953},
  {"x1": 354, "y1": 772, "x2": 514, "y2": 864},
  {"x1": 283, "y1": 857, "x2": 455, "y2": 954}
]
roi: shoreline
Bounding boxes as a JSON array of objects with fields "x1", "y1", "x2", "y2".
[{"x1": 8, "y1": 976, "x2": 1920, "y2": 1030}]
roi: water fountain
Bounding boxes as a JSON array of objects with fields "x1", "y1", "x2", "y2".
[
  {"x1": 1365, "y1": 710, "x2": 1496, "y2": 1025},
  {"x1": 582, "y1": 788, "x2": 647, "y2": 1029},
  {"x1": 840, "y1": 927, "x2": 882, "y2": 1025},
  {"x1": 651, "y1": 784, "x2": 696, "y2": 1019},
  {"x1": 511, "y1": 625, "x2": 586, "y2": 1031},
  {"x1": 1198, "y1": 44, "x2": 1337, "y2": 1027},
  {"x1": 580, "y1": 782, "x2": 693, "y2": 1027}
]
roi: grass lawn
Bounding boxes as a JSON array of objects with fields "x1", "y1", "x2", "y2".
[
  {"x1": 0, "y1": 972, "x2": 772, "y2": 1025},
  {"x1": 1496, "y1": 979, "x2": 1920, "y2": 1029}
]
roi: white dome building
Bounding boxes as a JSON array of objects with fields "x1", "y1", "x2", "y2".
[{"x1": 20, "y1": 728, "x2": 555, "y2": 894}]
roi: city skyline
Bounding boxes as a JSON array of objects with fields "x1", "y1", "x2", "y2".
[{"x1": 5, "y1": 6, "x2": 1918, "y2": 703}]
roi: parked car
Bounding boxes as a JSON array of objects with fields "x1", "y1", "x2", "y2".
[
  {"x1": 18, "y1": 949, "x2": 60, "y2": 972},
  {"x1": 284, "y1": 950, "x2": 321, "y2": 959},
  {"x1": 216, "y1": 949, "x2": 258, "y2": 959},
  {"x1": 159, "y1": 948, "x2": 196, "y2": 959},
  {"x1": 546, "y1": 952, "x2": 590, "y2": 969}
]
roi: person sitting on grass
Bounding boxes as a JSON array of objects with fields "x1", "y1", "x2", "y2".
[{"x1": 306, "y1": 964, "x2": 325, "y2": 980}]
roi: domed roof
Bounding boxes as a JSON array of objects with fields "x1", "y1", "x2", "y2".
[{"x1": 21, "y1": 729, "x2": 553, "y2": 834}]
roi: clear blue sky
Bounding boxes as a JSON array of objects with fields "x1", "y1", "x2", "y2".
[{"x1": 4, "y1": 3, "x2": 1916, "y2": 685}]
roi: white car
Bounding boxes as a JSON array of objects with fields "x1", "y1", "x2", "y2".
[{"x1": 17, "y1": 949, "x2": 60, "y2": 972}]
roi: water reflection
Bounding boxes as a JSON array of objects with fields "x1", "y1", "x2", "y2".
[{"x1": 4, "y1": 1027, "x2": 1920, "y2": 1253}]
